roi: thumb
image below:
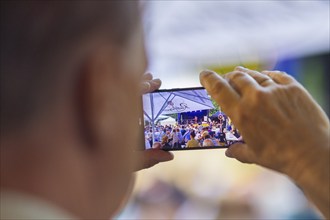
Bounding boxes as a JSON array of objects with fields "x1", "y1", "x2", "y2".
[
  {"x1": 134, "y1": 148, "x2": 174, "y2": 171},
  {"x1": 225, "y1": 143, "x2": 255, "y2": 164}
]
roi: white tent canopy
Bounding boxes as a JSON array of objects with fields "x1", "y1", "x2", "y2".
[
  {"x1": 159, "y1": 116, "x2": 176, "y2": 126},
  {"x1": 144, "y1": 114, "x2": 168, "y2": 122},
  {"x1": 143, "y1": 89, "x2": 215, "y2": 123}
]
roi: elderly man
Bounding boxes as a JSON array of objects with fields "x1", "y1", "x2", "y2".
[
  {"x1": 1, "y1": 1, "x2": 329, "y2": 220},
  {"x1": 1, "y1": 2, "x2": 173, "y2": 219}
]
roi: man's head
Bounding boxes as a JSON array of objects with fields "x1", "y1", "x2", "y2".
[
  {"x1": 1, "y1": 1, "x2": 140, "y2": 133},
  {"x1": 1, "y1": 1, "x2": 145, "y2": 218},
  {"x1": 190, "y1": 132, "x2": 196, "y2": 139}
]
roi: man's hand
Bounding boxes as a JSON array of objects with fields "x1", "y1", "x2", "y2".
[
  {"x1": 200, "y1": 67, "x2": 329, "y2": 218},
  {"x1": 134, "y1": 73, "x2": 174, "y2": 171},
  {"x1": 134, "y1": 143, "x2": 174, "y2": 171},
  {"x1": 140, "y1": 72, "x2": 162, "y2": 94},
  {"x1": 200, "y1": 67, "x2": 329, "y2": 174}
]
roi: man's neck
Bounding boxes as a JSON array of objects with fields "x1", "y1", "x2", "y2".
[{"x1": 0, "y1": 126, "x2": 91, "y2": 219}]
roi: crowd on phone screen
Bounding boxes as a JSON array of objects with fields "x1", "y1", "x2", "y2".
[{"x1": 144, "y1": 115, "x2": 242, "y2": 150}]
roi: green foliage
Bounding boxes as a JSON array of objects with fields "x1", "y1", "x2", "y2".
[
  {"x1": 166, "y1": 113, "x2": 178, "y2": 119},
  {"x1": 209, "y1": 99, "x2": 221, "y2": 116}
]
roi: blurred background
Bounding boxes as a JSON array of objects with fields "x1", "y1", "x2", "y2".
[{"x1": 117, "y1": 1, "x2": 329, "y2": 219}]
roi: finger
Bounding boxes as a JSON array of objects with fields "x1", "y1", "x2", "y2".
[
  {"x1": 225, "y1": 143, "x2": 255, "y2": 164},
  {"x1": 224, "y1": 71, "x2": 261, "y2": 95},
  {"x1": 148, "y1": 78, "x2": 161, "y2": 92},
  {"x1": 142, "y1": 72, "x2": 153, "y2": 81},
  {"x1": 200, "y1": 70, "x2": 240, "y2": 113},
  {"x1": 141, "y1": 81, "x2": 151, "y2": 94},
  {"x1": 141, "y1": 79, "x2": 162, "y2": 94},
  {"x1": 261, "y1": 70, "x2": 295, "y2": 85},
  {"x1": 235, "y1": 66, "x2": 274, "y2": 87},
  {"x1": 134, "y1": 149, "x2": 174, "y2": 171}
]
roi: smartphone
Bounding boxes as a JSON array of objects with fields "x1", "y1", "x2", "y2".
[{"x1": 141, "y1": 87, "x2": 242, "y2": 151}]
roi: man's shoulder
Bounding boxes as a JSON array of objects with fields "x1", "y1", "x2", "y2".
[{"x1": 1, "y1": 190, "x2": 77, "y2": 220}]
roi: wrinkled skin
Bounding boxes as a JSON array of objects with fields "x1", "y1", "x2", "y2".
[{"x1": 200, "y1": 67, "x2": 329, "y2": 218}]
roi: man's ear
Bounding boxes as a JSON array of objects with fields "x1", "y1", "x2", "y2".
[{"x1": 74, "y1": 45, "x2": 121, "y2": 151}]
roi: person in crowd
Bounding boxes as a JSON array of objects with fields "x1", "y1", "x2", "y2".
[
  {"x1": 153, "y1": 128, "x2": 160, "y2": 142},
  {"x1": 186, "y1": 132, "x2": 200, "y2": 148},
  {"x1": 231, "y1": 127, "x2": 243, "y2": 141},
  {"x1": 209, "y1": 131, "x2": 221, "y2": 146},
  {"x1": 215, "y1": 124, "x2": 221, "y2": 135},
  {"x1": 145, "y1": 136, "x2": 151, "y2": 149},
  {"x1": 176, "y1": 128, "x2": 184, "y2": 146},
  {"x1": 231, "y1": 128, "x2": 239, "y2": 138},
  {"x1": 198, "y1": 130, "x2": 206, "y2": 143},
  {"x1": 180, "y1": 125, "x2": 186, "y2": 136},
  {"x1": 218, "y1": 114, "x2": 226, "y2": 131},
  {"x1": 161, "y1": 135, "x2": 171, "y2": 150},
  {"x1": 218, "y1": 127, "x2": 228, "y2": 146},
  {"x1": 202, "y1": 134, "x2": 214, "y2": 147},
  {"x1": 182, "y1": 128, "x2": 191, "y2": 143},
  {"x1": 171, "y1": 128, "x2": 180, "y2": 148},
  {"x1": 165, "y1": 129, "x2": 172, "y2": 144},
  {"x1": 227, "y1": 124, "x2": 232, "y2": 132},
  {"x1": 146, "y1": 129, "x2": 153, "y2": 146}
]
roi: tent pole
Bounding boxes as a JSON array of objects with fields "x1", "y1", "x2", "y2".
[
  {"x1": 150, "y1": 93, "x2": 155, "y2": 145},
  {"x1": 154, "y1": 92, "x2": 174, "y2": 120}
]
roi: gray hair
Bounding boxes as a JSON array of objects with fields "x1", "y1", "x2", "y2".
[{"x1": 1, "y1": 1, "x2": 139, "y2": 134}]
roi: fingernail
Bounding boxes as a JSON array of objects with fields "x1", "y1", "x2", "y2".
[
  {"x1": 200, "y1": 70, "x2": 215, "y2": 81},
  {"x1": 153, "y1": 78, "x2": 161, "y2": 84},
  {"x1": 200, "y1": 70, "x2": 213, "y2": 76}
]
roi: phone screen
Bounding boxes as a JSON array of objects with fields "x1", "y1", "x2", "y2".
[{"x1": 142, "y1": 87, "x2": 241, "y2": 151}]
